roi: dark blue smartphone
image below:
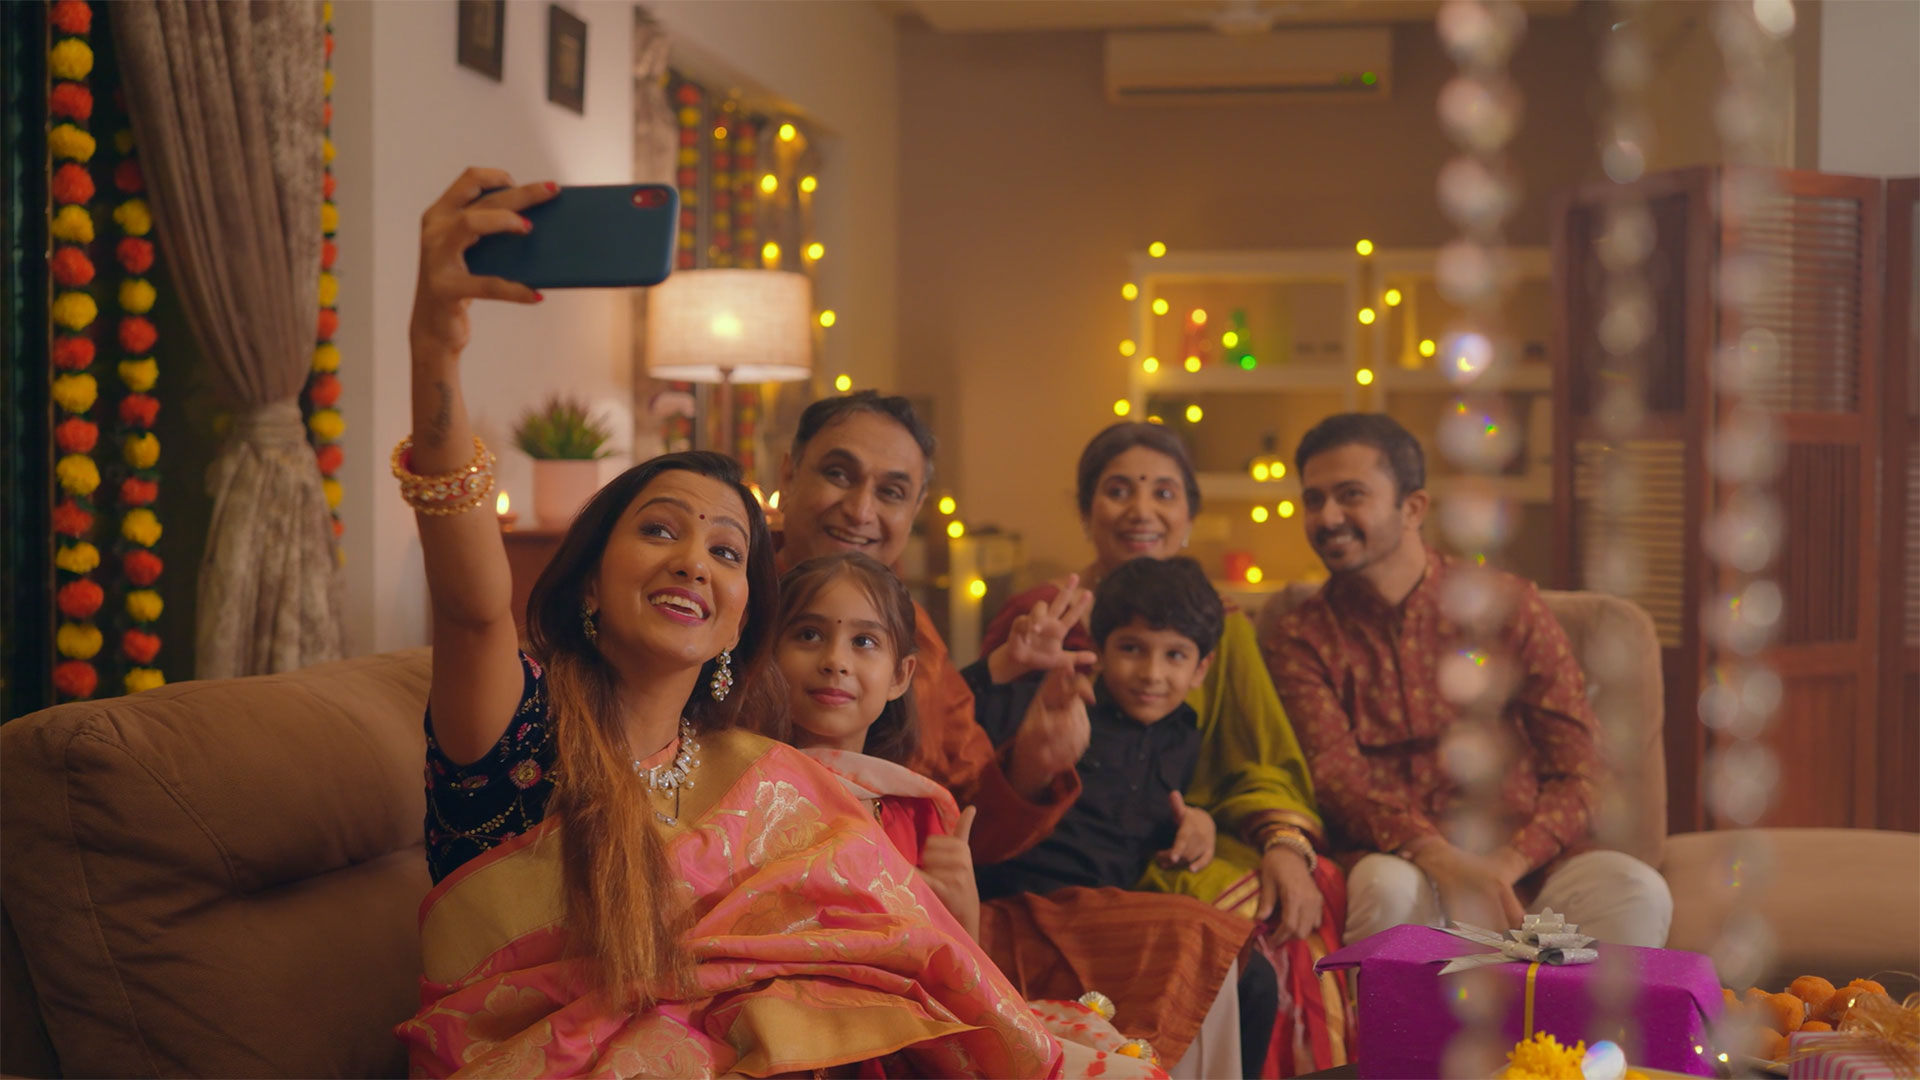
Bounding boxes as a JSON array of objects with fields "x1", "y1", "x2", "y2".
[{"x1": 465, "y1": 183, "x2": 679, "y2": 289}]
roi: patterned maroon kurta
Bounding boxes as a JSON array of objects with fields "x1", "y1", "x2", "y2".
[{"x1": 1265, "y1": 548, "x2": 1602, "y2": 874}]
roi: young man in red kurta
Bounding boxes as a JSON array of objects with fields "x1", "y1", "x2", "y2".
[{"x1": 1265, "y1": 414, "x2": 1672, "y2": 947}]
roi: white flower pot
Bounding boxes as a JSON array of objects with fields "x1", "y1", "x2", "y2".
[{"x1": 532, "y1": 459, "x2": 601, "y2": 529}]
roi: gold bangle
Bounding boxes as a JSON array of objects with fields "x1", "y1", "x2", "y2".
[
  {"x1": 391, "y1": 435, "x2": 496, "y2": 516},
  {"x1": 1260, "y1": 827, "x2": 1318, "y2": 872}
]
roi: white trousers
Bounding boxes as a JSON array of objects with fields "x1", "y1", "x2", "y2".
[
  {"x1": 1167, "y1": 959, "x2": 1243, "y2": 1080},
  {"x1": 1345, "y1": 849, "x2": 1674, "y2": 948}
]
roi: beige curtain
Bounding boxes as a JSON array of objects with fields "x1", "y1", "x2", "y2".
[{"x1": 113, "y1": 0, "x2": 343, "y2": 678}]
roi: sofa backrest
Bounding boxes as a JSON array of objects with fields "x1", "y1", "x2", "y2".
[
  {"x1": 1255, "y1": 586, "x2": 1668, "y2": 868},
  {"x1": 1, "y1": 649, "x2": 432, "y2": 1079}
]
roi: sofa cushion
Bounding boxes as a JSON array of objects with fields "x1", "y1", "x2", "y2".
[{"x1": 0, "y1": 649, "x2": 432, "y2": 1078}]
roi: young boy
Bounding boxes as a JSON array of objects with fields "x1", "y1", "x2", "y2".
[{"x1": 962, "y1": 556, "x2": 1223, "y2": 901}]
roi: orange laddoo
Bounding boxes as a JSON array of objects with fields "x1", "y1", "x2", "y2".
[
  {"x1": 1844, "y1": 978, "x2": 1889, "y2": 998},
  {"x1": 1801, "y1": 1020, "x2": 1834, "y2": 1033},
  {"x1": 1754, "y1": 991, "x2": 1805, "y2": 1034},
  {"x1": 1753, "y1": 1028, "x2": 1789, "y2": 1062},
  {"x1": 1788, "y1": 976, "x2": 1837, "y2": 1011}
]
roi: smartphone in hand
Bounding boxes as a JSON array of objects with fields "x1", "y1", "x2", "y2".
[{"x1": 465, "y1": 184, "x2": 679, "y2": 289}]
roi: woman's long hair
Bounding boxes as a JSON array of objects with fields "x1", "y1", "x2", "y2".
[
  {"x1": 524, "y1": 451, "x2": 778, "y2": 1009},
  {"x1": 771, "y1": 553, "x2": 920, "y2": 765}
]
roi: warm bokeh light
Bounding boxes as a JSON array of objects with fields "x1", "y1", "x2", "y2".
[
  {"x1": 818, "y1": 309, "x2": 837, "y2": 327},
  {"x1": 1147, "y1": 415, "x2": 1164, "y2": 424},
  {"x1": 1222, "y1": 331, "x2": 1239, "y2": 348},
  {"x1": 1142, "y1": 356, "x2": 1160, "y2": 374},
  {"x1": 778, "y1": 123, "x2": 797, "y2": 142},
  {"x1": 967, "y1": 577, "x2": 987, "y2": 599},
  {"x1": 769, "y1": 490, "x2": 781, "y2": 509},
  {"x1": 1251, "y1": 462, "x2": 1270, "y2": 481},
  {"x1": 1191, "y1": 309, "x2": 1208, "y2": 326},
  {"x1": 799, "y1": 175, "x2": 818, "y2": 194},
  {"x1": 938, "y1": 496, "x2": 957, "y2": 515},
  {"x1": 1273, "y1": 462, "x2": 1286, "y2": 478},
  {"x1": 759, "y1": 173, "x2": 778, "y2": 194},
  {"x1": 806, "y1": 242, "x2": 825, "y2": 260},
  {"x1": 1383, "y1": 288, "x2": 1402, "y2": 306},
  {"x1": 1147, "y1": 241, "x2": 1167, "y2": 258},
  {"x1": 1122, "y1": 282, "x2": 1138, "y2": 300},
  {"x1": 1184, "y1": 356, "x2": 1202, "y2": 373},
  {"x1": 762, "y1": 241, "x2": 780, "y2": 262},
  {"x1": 1152, "y1": 298, "x2": 1170, "y2": 316},
  {"x1": 946, "y1": 520, "x2": 966, "y2": 539},
  {"x1": 1278, "y1": 500, "x2": 1296, "y2": 518},
  {"x1": 1250, "y1": 505, "x2": 1269, "y2": 523},
  {"x1": 1357, "y1": 307, "x2": 1377, "y2": 325},
  {"x1": 1119, "y1": 339, "x2": 1137, "y2": 357},
  {"x1": 496, "y1": 491, "x2": 510, "y2": 515},
  {"x1": 1419, "y1": 338, "x2": 1438, "y2": 357},
  {"x1": 1246, "y1": 566, "x2": 1265, "y2": 584},
  {"x1": 1185, "y1": 404, "x2": 1203, "y2": 423},
  {"x1": 1355, "y1": 238, "x2": 1374, "y2": 256},
  {"x1": 1356, "y1": 367, "x2": 1376, "y2": 386},
  {"x1": 834, "y1": 373, "x2": 852, "y2": 392},
  {"x1": 713, "y1": 126, "x2": 727, "y2": 140},
  {"x1": 1113, "y1": 399, "x2": 1131, "y2": 416}
]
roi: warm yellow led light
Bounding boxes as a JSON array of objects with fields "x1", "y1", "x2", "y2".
[
  {"x1": 799, "y1": 175, "x2": 818, "y2": 194},
  {"x1": 806, "y1": 242, "x2": 825, "y2": 260},
  {"x1": 1356, "y1": 367, "x2": 1376, "y2": 386},
  {"x1": 1419, "y1": 338, "x2": 1437, "y2": 357},
  {"x1": 967, "y1": 578, "x2": 987, "y2": 599},
  {"x1": 1185, "y1": 404, "x2": 1203, "y2": 423},
  {"x1": 1122, "y1": 282, "x2": 1138, "y2": 300},
  {"x1": 1384, "y1": 288, "x2": 1403, "y2": 306},
  {"x1": 1278, "y1": 500, "x2": 1296, "y2": 518},
  {"x1": 1119, "y1": 339, "x2": 1137, "y2": 357},
  {"x1": 938, "y1": 496, "x2": 957, "y2": 515},
  {"x1": 833, "y1": 373, "x2": 852, "y2": 392},
  {"x1": 946, "y1": 521, "x2": 965, "y2": 539},
  {"x1": 1358, "y1": 307, "x2": 1377, "y2": 325},
  {"x1": 778, "y1": 123, "x2": 797, "y2": 142},
  {"x1": 1152, "y1": 298, "x2": 1169, "y2": 316},
  {"x1": 1184, "y1": 356, "x2": 1201, "y2": 373},
  {"x1": 1355, "y1": 238, "x2": 1374, "y2": 256},
  {"x1": 1191, "y1": 309, "x2": 1208, "y2": 326},
  {"x1": 818, "y1": 310, "x2": 837, "y2": 328},
  {"x1": 1250, "y1": 505, "x2": 1269, "y2": 523},
  {"x1": 1113, "y1": 399, "x2": 1131, "y2": 416},
  {"x1": 1147, "y1": 241, "x2": 1167, "y2": 258},
  {"x1": 1252, "y1": 463, "x2": 1270, "y2": 481},
  {"x1": 762, "y1": 241, "x2": 780, "y2": 262},
  {"x1": 1246, "y1": 566, "x2": 1265, "y2": 584},
  {"x1": 759, "y1": 173, "x2": 778, "y2": 194},
  {"x1": 1142, "y1": 357, "x2": 1160, "y2": 374}
]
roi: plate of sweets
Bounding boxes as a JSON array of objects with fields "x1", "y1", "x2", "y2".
[{"x1": 1719, "y1": 975, "x2": 1894, "y2": 1074}]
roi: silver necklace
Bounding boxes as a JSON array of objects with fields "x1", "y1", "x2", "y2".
[{"x1": 633, "y1": 718, "x2": 700, "y2": 825}]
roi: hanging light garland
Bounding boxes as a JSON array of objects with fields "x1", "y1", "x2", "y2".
[
  {"x1": 48, "y1": 0, "x2": 104, "y2": 701},
  {"x1": 306, "y1": 1, "x2": 345, "y2": 557}
]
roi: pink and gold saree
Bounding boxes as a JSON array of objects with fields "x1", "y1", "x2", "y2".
[{"x1": 397, "y1": 728, "x2": 1063, "y2": 1078}]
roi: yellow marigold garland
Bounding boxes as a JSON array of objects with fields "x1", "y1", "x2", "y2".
[
  {"x1": 305, "y1": 3, "x2": 346, "y2": 557},
  {"x1": 49, "y1": 2, "x2": 102, "y2": 701}
]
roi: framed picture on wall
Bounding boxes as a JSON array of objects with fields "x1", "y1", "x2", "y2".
[
  {"x1": 547, "y1": 5, "x2": 587, "y2": 114},
  {"x1": 455, "y1": 0, "x2": 505, "y2": 81}
]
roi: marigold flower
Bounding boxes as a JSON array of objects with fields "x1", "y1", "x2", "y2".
[
  {"x1": 52, "y1": 499, "x2": 93, "y2": 537},
  {"x1": 323, "y1": 68, "x2": 334, "y2": 96},
  {"x1": 320, "y1": 202, "x2": 339, "y2": 235},
  {"x1": 316, "y1": 442, "x2": 344, "y2": 474},
  {"x1": 49, "y1": 39, "x2": 93, "y2": 81},
  {"x1": 52, "y1": 372, "x2": 98, "y2": 415},
  {"x1": 119, "y1": 278, "x2": 156, "y2": 315},
  {"x1": 119, "y1": 316, "x2": 157, "y2": 354},
  {"x1": 313, "y1": 342, "x2": 341, "y2": 372},
  {"x1": 322, "y1": 137, "x2": 335, "y2": 164},
  {"x1": 126, "y1": 588, "x2": 164, "y2": 622},
  {"x1": 55, "y1": 541, "x2": 100, "y2": 575},
  {"x1": 113, "y1": 198, "x2": 152, "y2": 236},
  {"x1": 113, "y1": 158, "x2": 143, "y2": 193},
  {"x1": 54, "y1": 417, "x2": 98, "y2": 453},
  {"x1": 57, "y1": 622, "x2": 103, "y2": 661},
  {"x1": 321, "y1": 239, "x2": 338, "y2": 270},
  {"x1": 123, "y1": 629, "x2": 162, "y2": 664},
  {"x1": 122, "y1": 507, "x2": 162, "y2": 547},
  {"x1": 49, "y1": 122, "x2": 95, "y2": 162},
  {"x1": 52, "y1": 161, "x2": 94, "y2": 203},
  {"x1": 53, "y1": 660, "x2": 97, "y2": 699},
  {"x1": 123, "y1": 549, "x2": 163, "y2": 586},
  {"x1": 123, "y1": 432, "x2": 160, "y2": 469},
  {"x1": 51, "y1": 203, "x2": 94, "y2": 242},
  {"x1": 323, "y1": 172, "x2": 336, "y2": 199},
  {"x1": 323, "y1": 1, "x2": 333, "y2": 23},
  {"x1": 50, "y1": 0, "x2": 92, "y2": 35},
  {"x1": 56, "y1": 453, "x2": 100, "y2": 496},
  {"x1": 323, "y1": 477, "x2": 343, "y2": 509},
  {"x1": 53, "y1": 336, "x2": 95, "y2": 370},
  {"x1": 318, "y1": 271, "x2": 338, "y2": 307},
  {"x1": 119, "y1": 393, "x2": 160, "y2": 428},
  {"x1": 332, "y1": 517, "x2": 345, "y2": 538},
  {"x1": 308, "y1": 408, "x2": 345, "y2": 442},
  {"x1": 117, "y1": 236, "x2": 154, "y2": 274},
  {"x1": 125, "y1": 667, "x2": 167, "y2": 694},
  {"x1": 317, "y1": 308, "x2": 339, "y2": 341},
  {"x1": 58, "y1": 580, "x2": 104, "y2": 619},
  {"x1": 51, "y1": 247, "x2": 95, "y2": 287},
  {"x1": 308, "y1": 372, "x2": 341, "y2": 408},
  {"x1": 52, "y1": 290, "x2": 97, "y2": 331},
  {"x1": 50, "y1": 81, "x2": 93, "y2": 121},
  {"x1": 119, "y1": 357, "x2": 158, "y2": 392},
  {"x1": 120, "y1": 477, "x2": 159, "y2": 507}
]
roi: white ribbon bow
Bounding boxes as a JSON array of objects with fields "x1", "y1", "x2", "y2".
[{"x1": 1433, "y1": 908, "x2": 1600, "y2": 975}]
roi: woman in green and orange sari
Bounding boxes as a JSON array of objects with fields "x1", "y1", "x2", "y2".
[
  {"x1": 392, "y1": 169, "x2": 1061, "y2": 1079},
  {"x1": 981, "y1": 422, "x2": 1354, "y2": 1077}
]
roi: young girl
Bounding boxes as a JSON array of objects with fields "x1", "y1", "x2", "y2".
[{"x1": 769, "y1": 553, "x2": 1169, "y2": 1079}]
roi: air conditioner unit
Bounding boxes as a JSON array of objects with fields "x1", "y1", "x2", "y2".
[{"x1": 1104, "y1": 27, "x2": 1391, "y2": 105}]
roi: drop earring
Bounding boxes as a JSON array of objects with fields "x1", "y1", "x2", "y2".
[
  {"x1": 581, "y1": 603, "x2": 598, "y2": 643},
  {"x1": 710, "y1": 648, "x2": 733, "y2": 701}
]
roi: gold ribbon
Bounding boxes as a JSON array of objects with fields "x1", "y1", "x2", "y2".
[{"x1": 1523, "y1": 961, "x2": 1542, "y2": 1038}]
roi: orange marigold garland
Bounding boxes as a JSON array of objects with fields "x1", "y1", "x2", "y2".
[
  {"x1": 305, "y1": 1, "x2": 344, "y2": 552},
  {"x1": 109, "y1": 93, "x2": 165, "y2": 695},
  {"x1": 49, "y1": 1, "x2": 102, "y2": 700}
]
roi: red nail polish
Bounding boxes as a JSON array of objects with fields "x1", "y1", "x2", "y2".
[
  {"x1": 545, "y1": 181, "x2": 559, "y2": 193},
  {"x1": 520, "y1": 215, "x2": 533, "y2": 231},
  {"x1": 531, "y1": 291, "x2": 544, "y2": 302}
]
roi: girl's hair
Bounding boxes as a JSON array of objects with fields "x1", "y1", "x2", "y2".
[
  {"x1": 771, "y1": 552, "x2": 920, "y2": 765},
  {"x1": 524, "y1": 450, "x2": 778, "y2": 1010},
  {"x1": 1074, "y1": 421, "x2": 1203, "y2": 518}
]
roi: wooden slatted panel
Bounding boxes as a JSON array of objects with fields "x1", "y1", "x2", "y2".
[
  {"x1": 1739, "y1": 194, "x2": 1866, "y2": 414},
  {"x1": 1909, "y1": 440, "x2": 1920, "y2": 647},
  {"x1": 1561, "y1": 192, "x2": 1694, "y2": 419},
  {"x1": 1574, "y1": 439, "x2": 1687, "y2": 647},
  {"x1": 1777, "y1": 444, "x2": 1862, "y2": 645},
  {"x1": 1752, "y1": 675, "x2": 1860, "y2": 829}
]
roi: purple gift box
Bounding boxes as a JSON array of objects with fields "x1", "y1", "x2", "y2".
[
  {"x1": 1315, "y1": 925, "x2": 1725, "y2": 1079},
  {"x1": 1786, "y1": 1031, "x2": 1920, "y2": 1078}
]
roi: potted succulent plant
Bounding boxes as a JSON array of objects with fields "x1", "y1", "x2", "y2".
[{"x1": 512, "y1": 396, "x2": 613, "y2": 527}]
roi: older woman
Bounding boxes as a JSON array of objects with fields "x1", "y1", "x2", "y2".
[
  {"x1": 389, "y1": 169, "x2": 1060, "y2": 1078},
  {"x1": 981, "y1": 422, "x2": 1353, "y2": 1076}
]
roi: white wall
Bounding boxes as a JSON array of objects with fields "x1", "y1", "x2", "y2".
[
  {"x1": 1819, "y1": 0, "x2": 1920, "y2": 176},
  {"x1": 333, "y1": 0, "x2": 899, "y2": 656}
]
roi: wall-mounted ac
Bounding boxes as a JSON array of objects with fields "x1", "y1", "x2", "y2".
[{"x1": 1104, "y1": 27, "x2": 1392, "y2": 105}]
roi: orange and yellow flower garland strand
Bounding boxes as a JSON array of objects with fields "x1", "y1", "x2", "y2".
[
  {"x1": 111, "y1": 107, "x2": 166, "y2": 694},
  {"x1": 49, "y1": 0, "x2": 103, "y2": 701},
  {"x1": 308, "y1": 1, "x2": 344, "y2": 550}
]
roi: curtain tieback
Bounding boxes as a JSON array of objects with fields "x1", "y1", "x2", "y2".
[{"x1": 230, "y1": 399, "x2": 310, "y2": 451}]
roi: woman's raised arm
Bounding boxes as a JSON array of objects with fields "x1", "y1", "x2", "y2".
[{"x1": 406, "y1": 168, "x2": 556, "y2": 764}]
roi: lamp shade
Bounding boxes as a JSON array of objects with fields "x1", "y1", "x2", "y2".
[{"x1": 644, "y1": 268, "x2": 814, "y2": 383}]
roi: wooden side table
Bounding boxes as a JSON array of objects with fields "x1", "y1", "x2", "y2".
[{"x1": 501, "y1": 526, "x2": 566, "y2": 639}]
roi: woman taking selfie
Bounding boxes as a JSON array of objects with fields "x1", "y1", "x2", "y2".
[{"x1": 391, "y1": 170, "x2": 1059, "y2": 1078}]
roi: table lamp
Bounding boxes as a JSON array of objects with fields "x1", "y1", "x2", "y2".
[{"x1": 645, "y1": 268, "x2": 814, "y2": 455}]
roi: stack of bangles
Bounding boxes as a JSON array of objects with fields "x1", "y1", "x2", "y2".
[
  {"x1": 392, "y1": 435, "x2": 495, "y2": 516},
  {"x1": 1253, "y1": 822, "x2": 1318, "y2": 871}
]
